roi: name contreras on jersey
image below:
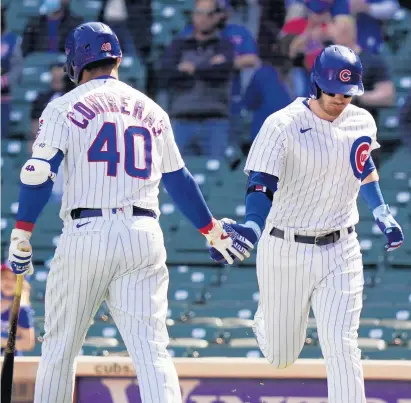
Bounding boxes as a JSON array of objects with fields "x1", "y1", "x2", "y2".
[{"x1": 66, "y1": 92, "x2": 167, "y2": 136}]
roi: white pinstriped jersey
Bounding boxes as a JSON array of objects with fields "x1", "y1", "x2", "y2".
[
  {"x1": 245, "y1": 97, "x2": 380, "y2": 232},
  {"x1": 33, "y1": 77, "x2": 184, "y2": 220}
]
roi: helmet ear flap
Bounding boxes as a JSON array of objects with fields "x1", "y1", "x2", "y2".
[{"x1": 309, "y1": 73, "x2": 322, "y2": 99}]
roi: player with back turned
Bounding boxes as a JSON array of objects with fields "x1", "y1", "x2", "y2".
[
  {"x1": 211, "y1": 45, "x2": 404, "y2": 403},
  {"x1": 7, "y1": 22, "x2": 252, "y2": 403}
]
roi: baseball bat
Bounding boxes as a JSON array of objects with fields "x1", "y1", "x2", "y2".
[{"x1": 1, "y1": 271, "x2": 25, "y2": 403}]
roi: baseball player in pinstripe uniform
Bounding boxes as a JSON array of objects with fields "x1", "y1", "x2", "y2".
[
  {"x1": 211, "y1": 45, "x2": 404, "y2": 402},
  {"x1": 8, "y1": 22, "x2": 252, "y2": 403}
]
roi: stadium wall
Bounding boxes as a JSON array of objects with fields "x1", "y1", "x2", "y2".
[{"x1": 2, "y1": 357, "x2": 411, "y2": 402}]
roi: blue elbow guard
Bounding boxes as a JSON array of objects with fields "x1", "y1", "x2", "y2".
[{"x1": 245, "y1": 171, "x2": 278, "y2": 233}]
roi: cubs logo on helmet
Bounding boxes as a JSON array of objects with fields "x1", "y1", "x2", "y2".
[
  {"x1": 339, "y1": 69, "x2": 351, "y2": 82},
  {"x1": 350, "y1": 136, "x2": 372, "y2": 179}
]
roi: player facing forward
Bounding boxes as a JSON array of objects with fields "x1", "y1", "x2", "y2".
[
  {"x1": 211, "y1": 45, "x2": 404, "y2": 402},
  {"x1": 8, "y1": 22, "x2": 252, "y2": 403}
]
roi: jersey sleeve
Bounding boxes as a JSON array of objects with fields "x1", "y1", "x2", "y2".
[
  {"x1": 18, "y1": 306, "x2": 34, "y2": 329},
  {"x1": 161, "y1": 116, "x2": 185, "y2": 173},
  {"x1": 245, "y1": 115, "x2": 287, "y2": 177},
  {"x1": 370, "y1": 121, "x2": 380, "y2": 152},
  {"x1": 33, "y1": 102, "x2": 70, "y2": 154}
]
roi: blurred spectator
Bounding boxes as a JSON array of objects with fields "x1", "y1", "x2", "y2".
[
  {"x1": 99, "y1": 0, "x2": 152, "y2": 58},
  {"x1": 30, "y1": 64, "x2": 73, "y2": 137},
  {"x1": 163, "y1": 0, "x2": 235, "y2": 157},
  {"x1": 179, "y1": 0, "x2": 259, "y2": 143},
  {"x1": 350, "y1": 0, "x2": 399, "y2": 53},
  {"x1": 399, "y1": 89, "x2": 411, "y2": 151},
  {"x1": 1, "y1": 264, "x2": 35, "y2": 355},
  {"x1": 257, "y1": 0, "x2": 286, "y2": 65},
  {"x1": 1, "y1": 7, "x2": 23, "y2": 138},
  {"x1": 22, "y1": 0, "x2": 83, "y2": 56},
  {"x1": 243, "y1": 62, "x2": 292, "y2": 140},
  {"x1": 329, "y1": 17, "x2": 395, "y2": 116},
  {"x1": 283, "y1": 0, "x2": 355, "y2": 96}
]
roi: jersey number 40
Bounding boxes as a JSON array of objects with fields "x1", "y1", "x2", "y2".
[{"x1": 88, "y1": 122, "x2": 152, "y2": 179}]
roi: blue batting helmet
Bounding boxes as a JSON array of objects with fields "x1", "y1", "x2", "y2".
[
  {"x1": 309, "y1": 45, "x2": 364, "y2": 98},
  {"x1": 65, "y1": 22, "x2": 122, "y2": 85}
]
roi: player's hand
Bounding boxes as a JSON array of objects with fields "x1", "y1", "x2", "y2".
[
  {"x1": 373, "y1": 205, "x2": 404, "y2": 252},
  {"x1": 209, "y1": 220, "x2": 258, "y2": 264},
  {"x1": 8, "y1": 229, "x2": 34, "y2": 275},
  {"x1": 200, "y1": 218, "x2": 252, "y2": 265}
]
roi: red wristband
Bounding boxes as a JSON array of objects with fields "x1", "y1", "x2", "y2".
[
  {"x1": 199, "y1": 219, "x2": 214, "y2": 235},
  {"x1": 15, "y1": 221, "x2": 35, "y2": 232}
]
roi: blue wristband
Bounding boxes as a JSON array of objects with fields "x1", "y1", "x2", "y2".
[{"x1": 360, "y1": 181, "x2": 385, "y2": 212}]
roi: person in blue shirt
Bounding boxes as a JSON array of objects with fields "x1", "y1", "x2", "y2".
[
  {"x1": 1, "y1": 264, "x2": 35, "y2": 355},
  {"x1": 350, "y1": 0, "x2": 399, "y2": 53},
  {"x1": 243, "y1": 61, "x2": 292, "y2": 140},
  {"x1": 179, "y1": 0, "x2": 260, "y2": 141}
]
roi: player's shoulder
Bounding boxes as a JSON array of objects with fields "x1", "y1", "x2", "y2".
[
  {"x1": 40, "y1": 90, "x2": 74, "y2": 121},
  {"x1": 345, "y1": 103, "x2": 377, "y2": 128},
  {"x1": 264, "y1": 97, "x2": 308, "y2": 128}
]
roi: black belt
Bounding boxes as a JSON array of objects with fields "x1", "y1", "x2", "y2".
[
  {"x1": 70, "y1": 206, "x2": 157, "y2": 220},
  {"x1": 270, "y1": 226, "x2": 354, "y2": 246}
]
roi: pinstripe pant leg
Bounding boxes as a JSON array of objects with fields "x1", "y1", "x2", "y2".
[
  {"x1": 253, "y1": 231, "x2": 316, "y2": 368},
  {"x1": 311, "y1": 243, "x2": 366, "y2": 403},
  {"x1": 34, "y1": 228, "x2": 114, "y2": 403},
  {"x1": 106, "y1": 223, "x2": 181, "y2": 403}
]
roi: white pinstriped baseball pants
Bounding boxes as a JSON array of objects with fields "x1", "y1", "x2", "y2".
[
  {"x1": 34, "y1": 211, "x2": 181, "y2": 403},
  {"x1": 254, "y1": 226, "x2": 366, "y2": 403}
]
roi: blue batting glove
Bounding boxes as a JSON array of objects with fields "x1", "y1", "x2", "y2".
[
  {"x1": 210, "y1": 221, "x2": 259, "y2": 264},
  {"x1": 373, "y1": 204, "x2": 404, "y2": 252}
]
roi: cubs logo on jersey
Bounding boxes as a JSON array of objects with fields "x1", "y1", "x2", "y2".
[{"x1": 350, "y1": 136, "x2": 371, "y2": 179}]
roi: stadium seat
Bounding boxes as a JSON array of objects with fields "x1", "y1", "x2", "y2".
[
  {"x1": 186, "y1": 302, "x2": 258, "y2": 321},
  {"x1": 168, "y1": 283, "x2": 206, "y2": 303},
  {"x1": 168, "y1": 265, "x2": 221, "y2": 286},
  {"x1": 189, "y1": 345, "x2": 262, "y2": 358},
  {"x1": 168, "y1": 337, "x2": 208, "y2": 349},
  {"x1": 168, "y1": 322, "x2": 221, "y2": 342},
  {"x1": 362, "y1": 347, "x2": 411, "y2": 360}
]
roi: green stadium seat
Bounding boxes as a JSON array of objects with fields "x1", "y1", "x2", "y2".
[
  {"x1": 87, "y1": 323, "x2": 119, "y2": 339},
  {"x1": 189, "y1": 345, "x2": 262, "y2": 358},
  {"x1": 168, "y1": 323, "x2": 221, "y2": 341},
  {"x1": 361, "y1": 305, "x2": 411, "y2": 320},
  {"x1": 168, "y1": 283, "x2": 206, "y2": 303},
  {"x1": 363, "y1": 289, "x2": 411, "y2": 304},
  {"x1": 377, "y1": 108, "x2": 401, "y2": 141},
  {"x1": 168, "y1": 266, "x2": 221, "y2": 286},
  {"x1": 69, "y1": 0, "x2": 102, "y2": 21},
  {"x1": 186, "y1": 302, "x2": 257, "y2": 320},
  {"x1": 386, "y1": 248, "x2": 411, "y2": 269},
  {"x1": 204, "y1": 286, "x2": 259, "y2": 303},
  {"x1": 24, "y1": 53, "x2": 66, "y2": 68},
  {"x1": 299, "y1": 346, "x2": 323, "y2": 359},
  {"x1": 375, "y1": 270, "x2": 411, "y2": 288},
  {"x1": 362, "y1": 347, "x2": 411, "y2": 360},
  {"x1": 167, "y1": 301, "x2": 189, "y2": 320},
  {"x1": 167, "y1": 346, "x2": 190, "y2": 357},
  {"x1": 31, "y1": 302, "x2": 45, "y2": 317}
]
